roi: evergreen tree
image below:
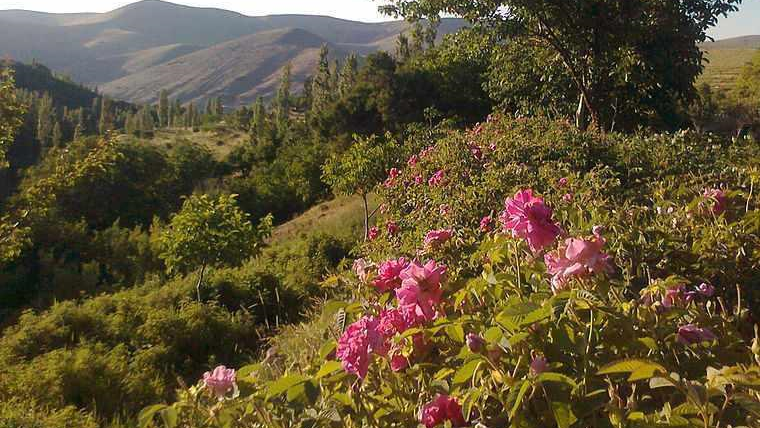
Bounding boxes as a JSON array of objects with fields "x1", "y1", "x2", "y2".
[
  {"x1": 139, "y1": 106, "x2": 154, "y2": 138},
  {"x1": 158, "y1": 89, "x2": 169, "y2": 128},
  {"x1": 338, "y1": 53, "x2": 359, "y2": 97},
  {"x1": 98, "y1": 97, "x2": 114, "y2": 135},
  {"x1": 250, "y1": 97, "x2": 266, "y2": 141},
  {"x1": 36, "y1": 94, "x2": 54, "y2": 147},
  {"x1": 311, "y1": 44, "x2": 333, "y2": 113},
  {"x1": 275, "y1": 63, "x2": 292, "y2": 131},
  {"x1": 396, "y1": 33, "x2": 412, "y2": 63},
  {"x1": 51, "y1": 121, "x2": 62, "y2": 147}
]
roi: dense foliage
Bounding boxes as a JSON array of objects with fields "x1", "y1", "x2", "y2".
[
  {"x1": 382, "y1": 0, "x2": 743, "y2": 131},
  {"x1": 149, "y1": 116, "x2": 760, "y2": 427}
]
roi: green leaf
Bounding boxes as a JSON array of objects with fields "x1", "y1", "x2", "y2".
[
  {"x1": 315, "y1": 360, "x2": 343, "y2": 379},
  {"x1": 267, "y1": 374, "x2": 308, "y2": 399},
  {"x1": 160, "y1": 407, "x2": 178, "y2": 428},
  {"x1": 463, "y1": 389, "x2": 482, "y2": 420},
  {"x1": 319, "y1": 341, "x2": 337, "y2": 360},
  {"x1": 509, "y1": 380, "x2": 531, "y2": 419},
  {"x1": 446, "y1": 324, "x2": 465, "y2": 343},
  {"x1": 138, "y1": 404, "x2": 167, "y2": 428},
  {"x1": 536, "y1": 372, "x2": 578, "y2": 388},
  {"x1": 597, "y1": 359, "x2": 666, "y2": 382},
  {"x1": 551, "y1": 401, "x2": 578, "y2": 428},
  {"x1": 453, "y1": 359, "x2": 483, "y2": 384}
]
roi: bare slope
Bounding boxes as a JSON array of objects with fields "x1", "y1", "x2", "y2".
[
  {"x1": 100, "y1": 28, "x2": 341, "y2": 106},
  {"x1": 0, "y1": 0, "x2": 465, "y2": 104}
]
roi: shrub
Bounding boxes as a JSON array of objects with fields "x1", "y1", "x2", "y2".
[{"x1": 146, "y1": 116, "x2": 760, "y2": 428}]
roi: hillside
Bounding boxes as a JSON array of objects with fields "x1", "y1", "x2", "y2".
[
  {"x1": 0, "y1": 0, "x2": 465, "y2": 106},
  {"x1": 699, "y1": 35, "x2": 760, "y2": 88},
  {"x1": 101, "y1": 28, "x2": 343, "y2": 106}
]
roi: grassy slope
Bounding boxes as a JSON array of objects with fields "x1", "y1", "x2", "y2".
[
  {"x1": 270, "y1": 194, "x2": 379, "y2": 247},
  {"x1": 699, "y1": 36, "x2": 760, "y2": 88},
  {"x1": 118, "y1": 126, "x2": 249, "y2": 159}
]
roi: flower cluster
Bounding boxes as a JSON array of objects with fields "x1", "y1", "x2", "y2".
[{"x1": 338, "y1": 259, "x2": 447, "y2": 378}]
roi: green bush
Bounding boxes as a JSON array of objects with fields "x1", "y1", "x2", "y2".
[{"x1": 149, "y1": 116, "x2": 760, "y2": 428}]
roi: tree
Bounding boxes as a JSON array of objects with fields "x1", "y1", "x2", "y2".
[
  {"x1": 0, "y1": 67, "x2": 25, "y2": 167},
  {"x1": 734, "y1": 49, "x2": 760, "y2": 114},
  {"x1": 396, "y1": 33, "x2": 412, "y2": 63},
  {"x1": 381, "y1": 0, "x2": 743, "y2": 131},
  {"x1": 158, "y1": 89, "x2": 169, "y2": 128},
  {"x1": 157, "y1": 194, "x2": 272, "y2": 301},
  {"x1": 250, "y1": 97, "x2": 267, "y2": 140},
  {"x1": 274, "y1": 63, "x2": 292, "y2": 132},
  {"x1": 98, "y1": 97, "x2": 114, "y2": 134},
  {"x1": 311, "y1": 44, "x2": 333, "y2": 113},
  {"x1": 338, "y1": 53, "x2": 359, "y2": 97},
  {"x1": 51, "y1": 121, "x2": 62, "y2": 147},
  {"x1": 321, "y1": 134, "x2": 394, "y2": 240}
]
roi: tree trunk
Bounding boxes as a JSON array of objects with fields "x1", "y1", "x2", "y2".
[
  {"x1": 196, "y1": 263, "x2": 207, "y2": 302},
  {"x1": 575, "y1": 92, "x2": 587, "y2": 130},
  {"x1": 362, "y1": 193, "x2": 369, "y2": 241}
]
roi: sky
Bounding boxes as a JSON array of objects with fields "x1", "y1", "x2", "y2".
[{"x1": 0, "y1": 0, "x2": 758, "y2": 39}]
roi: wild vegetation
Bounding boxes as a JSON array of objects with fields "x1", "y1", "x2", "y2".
[{"x1": 0, "y1": 0, "x2": 759, "y2": 426}]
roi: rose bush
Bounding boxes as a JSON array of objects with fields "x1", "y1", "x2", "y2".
[{"x1": 140, "y1": 116, "x2": 760, "y2": 428}]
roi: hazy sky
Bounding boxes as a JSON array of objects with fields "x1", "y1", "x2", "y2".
[{"x1": 1, "y1": 0, "x2": 758, "y2": 39}]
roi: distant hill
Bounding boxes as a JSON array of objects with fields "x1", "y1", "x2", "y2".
[
  {"x1": 0, "y1": 0, "x2": 465, "y2": 107},
  {"x1": 101, "y1": 28, "x2": 344, "y2": 106},
  {"x1": 7, "y1": 60, "x2": 132, "y2": 111},
  {"x1": 699, "y1": 35, "x2": 760, "y2": 89}
]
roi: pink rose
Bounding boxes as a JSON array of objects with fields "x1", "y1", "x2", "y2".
[
  {"x1": 479, "y1": 215, "x2": 493, "y2": 232},
  {"x1": 368, "y1": 226, "x2": 379, "y2": 240},
  {"x1": 544, "y1": 232, "x2": 612, "y2": 292},
  {"x1": 703, "y1": 188, "x2": 727, "y2": 215},
  {"x1": 396, "y1": 260, "x2": 446, "y2": 325},
  {"x1": 698, "y1": 282, "x2": 715, "y2": 297},
  {"x1": 428, "y1": 170, "x2": 446, "y2": 187},
  {"x1": 352, "y1": 258, "x2": 374, "y2": 284},
  {"x1": 373, "y1": 258, "x2": 409, "y2": 292},
  {"x1": 336, "y1": 316, "x2": 385, "y2": 378},
  {"x1": 500, "y1": 189, "x2": 562, "y2": 252},
  {"x1": 386, "y1": 221, "x2": 400, "y2": 236},
  {"x1": 408, "y1": 155, "x2": 419, "y2": 166},
  {"x1": 421, "y1": 395, "x2": 467, "y2": 428},
  {"x1": 557, "y1": 177, "x2": 569, "y2": 188},
  {"x1": 466, "y1": 333, "x2": 486, "y2": 353},
  {"x1": 562, "y1": 193, "x2": 573, "y2": 202},
  {"x1": 530, "y1": 355, "x2": 548, "y2": 376},
  {"x1": 203, "y1": 365, "x2": 237, "y2": 398},
  {"x1": 424, "y1": 229, "x2": 452, "y2": 248}
]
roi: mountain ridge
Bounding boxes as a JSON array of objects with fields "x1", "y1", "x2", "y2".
[{"x1": 0, "y1": 0, "x2": 465, "y2": 106}]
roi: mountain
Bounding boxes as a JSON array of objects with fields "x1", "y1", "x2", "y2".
[
  {"x1": 0, "y1": 0, "x2": 465, "y2": 107},
  {"x1": 101, "y1": 28, "x2": 342, "y2": 106}
]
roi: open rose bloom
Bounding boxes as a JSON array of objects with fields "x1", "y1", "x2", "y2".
[
  {"x1": 544, "y1": 231, "x2": 612, "y2": 293},
  {"x1": 203, "y1": 365, "x2": 237, "y2": 398},
  {"x1": 500, "y1": 189, "x2": 561, "y2": 252}
]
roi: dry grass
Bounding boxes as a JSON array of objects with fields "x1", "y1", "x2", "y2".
[
  {"x1": 270, "y1": 194, "x2": 379, "y2": 246},
  {"x1": 699, "y1": 48, "x2": 757, "y2": 89}
]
